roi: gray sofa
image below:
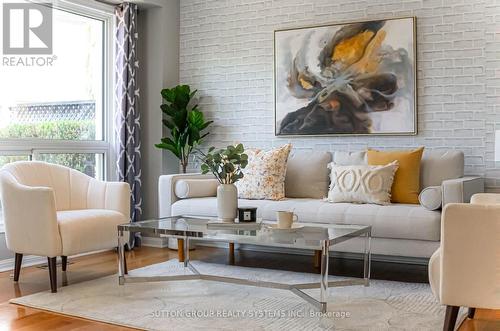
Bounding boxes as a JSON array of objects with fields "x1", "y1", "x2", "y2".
[{"x1": 158, "y1": 150, "x2": 484, "y2": 261}]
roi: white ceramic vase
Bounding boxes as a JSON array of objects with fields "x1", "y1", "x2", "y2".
[{"x1": 217, "y1": 184, "x2": 238, "y2": 222}]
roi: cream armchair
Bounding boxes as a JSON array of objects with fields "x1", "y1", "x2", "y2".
[
  {"x1": 429, "y1": 193, "x2": 500, "y2": 331},
  {"x1": 0, "y1": 161, "x2": 130, "y2": 292}
]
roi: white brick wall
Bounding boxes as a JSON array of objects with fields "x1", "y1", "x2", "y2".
[{"x1": 180, "y1": 0, "x2": 500, "y2": 189}]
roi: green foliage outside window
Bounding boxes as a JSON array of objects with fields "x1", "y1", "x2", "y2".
[
  {"x1": 0, "y1": 120, "x2": 96, "y2": 140},
  {"x1": 0, "y1": 120, "x2": 98, "y2": 176},
  {"x1": 0, "y1": 155, "x2": 30, "y2": 168}
]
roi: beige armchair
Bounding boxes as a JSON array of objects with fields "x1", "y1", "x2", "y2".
[
  {"x1": 429, "y1": 193, "x2": 500, "y2": 331},
  {"x1": 0, "y1": 161, "x2": 130, "y2": 292}
]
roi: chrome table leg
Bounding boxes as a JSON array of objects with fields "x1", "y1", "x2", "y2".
[
  {"x1": 319, "y1": 239, "x2": 330, "y2": 313},
  {"x1": 363, "y1": 229, "x2": 372, "y2": 287},
  {"x1": 118, "y1": 229, "x2": 125, "y2": 285}
]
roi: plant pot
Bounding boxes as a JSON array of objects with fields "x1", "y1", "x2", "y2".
[{"x1": 217, "y1": 184, "x2": 238, "y2": 222}]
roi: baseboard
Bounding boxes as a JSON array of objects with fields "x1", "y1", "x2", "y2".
[
  {"x1": 331, "y1": 251, "x2": 429, "y2": 265},
  {"x1": 0, "y1": 255, "x2": 47, "y2": 272},
  {"x1": 0, "y1": 249, "x2": 113, "y2": 273},
  {"x1": 486, "y1": 186, "x2": 500, "y2": 193}
]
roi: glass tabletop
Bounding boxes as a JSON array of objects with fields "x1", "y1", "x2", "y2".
[{"x1": 118, "y1": 216, "x2": 371, "y2": 250}]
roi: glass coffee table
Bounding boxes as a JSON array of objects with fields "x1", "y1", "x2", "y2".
[{"x1": 117, "y1": 216, "x2": 371, "y2": 313}]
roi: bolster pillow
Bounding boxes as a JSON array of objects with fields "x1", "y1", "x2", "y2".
[
  {"x1": 418, "y1": 186, "x2": 442, "y2": 211},
  {"x1": 175, "y1": 179, "x2": 219, "y2": 199}
]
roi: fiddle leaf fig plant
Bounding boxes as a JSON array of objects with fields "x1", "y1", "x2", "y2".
[
  {"x1": 155, "y1": 85, "x2": 213, "y2": 173},
  {"x1": 198, "y1": 144, "x2": 248, "y2": 184}
]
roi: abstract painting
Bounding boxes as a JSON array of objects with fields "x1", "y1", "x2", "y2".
[{"x1": 274, "y1": 17, "x2": 416, "y2": 136}]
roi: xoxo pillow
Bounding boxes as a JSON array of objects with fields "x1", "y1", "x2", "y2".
[{"x1": 326, "y1": 161, "x2": 399, "y2": 205}]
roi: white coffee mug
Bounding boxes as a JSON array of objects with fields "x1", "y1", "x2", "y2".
[{"x1": 276, "y1": 211, "x2": 298, "y2": 229}]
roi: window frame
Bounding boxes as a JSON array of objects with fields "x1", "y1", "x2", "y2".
[{"x1": 0, "y1": 0, "x2": 116, "y2": 181}]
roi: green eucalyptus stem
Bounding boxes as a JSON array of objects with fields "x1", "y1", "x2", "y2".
[{"x1": 196, "y1": 144, "x2": 248, "y2": 185}]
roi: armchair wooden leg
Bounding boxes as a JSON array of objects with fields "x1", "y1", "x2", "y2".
[
  {"x1": 443, "y1": 305, "x2": 459, "y2": 331},
  {"x1": 13, "y1": 253, "x2": 23, "y2": 282},
  {"x1": 47, "y1": 257, "x2": 57, "y2": 293},
  {"x1": 468, "y1": 307, "x2": 475, "y2": 319},
  {"x1": 178, "y1": 239, "x2": 185, "y2": 262},
  {"x1": 61, "y1": 256, "x2": 67, "y2": 272}
]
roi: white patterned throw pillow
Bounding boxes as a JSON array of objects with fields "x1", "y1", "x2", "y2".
[
  {"x1": 236, "y1": 144, "x2": 292, "y2": 200},
  {"x1": 327, "y1": 161, "x2": 399, "y2": 205}
]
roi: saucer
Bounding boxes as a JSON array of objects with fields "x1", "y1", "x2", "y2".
[{"x1": 267, "y1": 224, "x2": 304, "y2": 231}]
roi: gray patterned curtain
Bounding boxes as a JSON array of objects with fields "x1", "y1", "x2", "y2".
[{"x1": 114, "y1": 2, "x2": 142, "y2": 230}]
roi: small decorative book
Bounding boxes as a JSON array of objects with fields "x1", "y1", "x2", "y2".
[{"x1": 238, "y1": 207, "x2": 257, "y2": 222}]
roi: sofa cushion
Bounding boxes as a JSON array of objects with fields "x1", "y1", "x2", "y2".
[
  {"x1": 172, "y1": 198, "x2": 441, "y2": 241},
  {"x1": 175, "y1": 179, "x2": 218, "y2": 198},
  {"x1": 285, "y1": 151, "x2": 332, "y2": 199},
  {"x1": 236, "y1": 144, "x2": 291, "y2": 200},
  {"x1": 367, "y1": 147, "x2": 424, "y2": 204},
  {"x1": 332, "y1": 151, "x2": 366, "y2": 165},
  {"x1": 327, "y1": 161, "x2": 398, "y2": 205},
  {"x1": 420, "y1": 150, "x2": 464, "y2": 188},
  {"x1": 419, "y1": 186, "x2": 442, "y2": 211}
]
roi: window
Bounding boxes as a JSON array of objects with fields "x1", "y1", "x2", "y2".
[
  {"x1": 0, "y1": 9, "x2": 105, "y2": 141},
  {"x1": 0, "y1": 155, "x2": 31, "y2": 166},
  {"x1": 0, "y1": 2, "x2": 115, "y2": 231},
  {"x1": 35, "y1": 152, "x2": 105, "y2": 179}
]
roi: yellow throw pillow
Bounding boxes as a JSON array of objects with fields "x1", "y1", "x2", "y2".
[
  {"x1": 236, "y1": 144, "x2": 292, "y2": 200},
  {"x1": 366, "y1": 147, "x2": 424, "y2": 204}
]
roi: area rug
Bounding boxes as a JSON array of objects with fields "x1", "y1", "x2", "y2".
[{"x1": 11, "y1": 260, "x2": 455, "y2": 330}]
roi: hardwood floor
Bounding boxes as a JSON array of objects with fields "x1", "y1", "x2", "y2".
[{"x1": 0, "y1": 246, "x2": 498, "y2": 330}]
